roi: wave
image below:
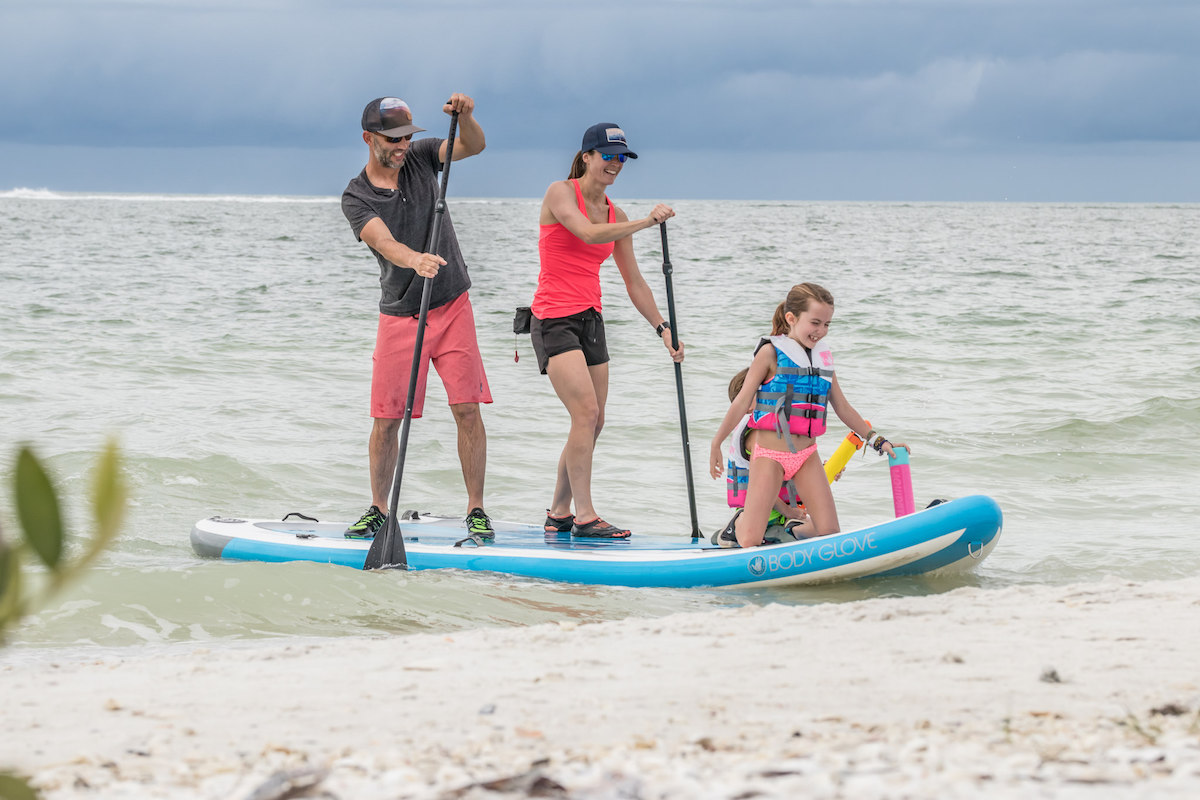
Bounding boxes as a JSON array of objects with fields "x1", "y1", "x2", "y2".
[
  {"x1": 1022, "y1": 395, "x2": 1200, "y2": 444},
  {"x1": 1, "y1": 187, "x2": 61, "y2": 200}
]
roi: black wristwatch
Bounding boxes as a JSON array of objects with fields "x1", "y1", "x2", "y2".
[{"x1": 655, "y1": 321, "x2": 670, "y2": 337}]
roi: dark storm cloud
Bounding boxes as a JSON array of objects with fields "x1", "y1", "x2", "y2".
[
  {"x1": 2, "y1": 0, "x2": 1197, "y2": 150},
  {"x1": 2, "y1": 0, "x2": 1197, "y2": 198}
]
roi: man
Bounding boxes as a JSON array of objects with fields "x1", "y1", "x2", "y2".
[{"x1": 340, "y1": 93, "x2": 492, "y2": 540}]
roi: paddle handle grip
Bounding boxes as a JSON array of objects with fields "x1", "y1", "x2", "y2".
[
  {"x1": 887, "y1": 446, "x2": 915, "y2": 517},
  {"x1": 823, "y1": 420, "x2": 869, "y2": 483}
]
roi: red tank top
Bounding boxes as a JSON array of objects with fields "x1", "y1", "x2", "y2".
[{"x1": 532, "y1": 179, "x2": 616, "y2": 319}]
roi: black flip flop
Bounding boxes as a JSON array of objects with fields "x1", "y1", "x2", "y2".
[
  {"x1": 571, "y1": 517, "x2": 631, "y2": 539},
  {"x1": 712, "y1": 508, "x2": 743, "y2": 547},
  {"x1": 544, "y1": 511, "x2": 575, "y2": 533}
]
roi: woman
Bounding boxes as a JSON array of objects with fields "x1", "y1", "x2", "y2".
[{"x1": 531, "y1": 122, "x2": 683, "y2": 538}]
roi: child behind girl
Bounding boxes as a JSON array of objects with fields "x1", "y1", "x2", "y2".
[{"x1": 709, "y1": 282, "x2": 905, "y2": 548}]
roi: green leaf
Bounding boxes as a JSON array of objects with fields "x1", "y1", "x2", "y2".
[
  {"x1": 0, "y1": 540, "x2": 22, "y2": 635},
  {"x1": 0, "y1": 771, "x2": 40, "y2": 800},
  {"x1": 83, "y1": 439, "x2": 125, "y2": 568},
  {"x1": 13, "y1": 447, "x2": 63, "y2": 569}
]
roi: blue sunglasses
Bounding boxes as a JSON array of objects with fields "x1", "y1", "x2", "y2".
[{"x1": 600, "y1": 153, "x2": 628, "y2": 163}]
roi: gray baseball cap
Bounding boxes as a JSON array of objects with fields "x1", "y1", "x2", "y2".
[{"x1": 362, "y1": 97, "x2": 426, "y2": 138}]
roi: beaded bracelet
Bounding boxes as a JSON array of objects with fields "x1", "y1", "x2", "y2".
[{"x1": 872, "y1": 436, "x2": 891, "y2": 455}]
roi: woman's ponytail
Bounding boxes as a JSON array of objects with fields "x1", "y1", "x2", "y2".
[{"x1": 568, "y1": 150, "x2": 587, "y2": 179}]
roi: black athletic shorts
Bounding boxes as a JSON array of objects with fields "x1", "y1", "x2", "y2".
[{"x1": 530, "y1": 308, "x2": 609, "y2": 375}]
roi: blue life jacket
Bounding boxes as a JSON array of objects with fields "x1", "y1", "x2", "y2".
[{"x1": 747, "y1": 335, "x2": 834, "y2": 439}]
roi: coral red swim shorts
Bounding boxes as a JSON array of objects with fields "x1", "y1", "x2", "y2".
[{"x1": 371, "y1": 293, "x2": 492, "y2": 419}]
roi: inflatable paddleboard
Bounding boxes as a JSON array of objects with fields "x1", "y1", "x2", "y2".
[{"x1": 190, "y1": 494, "x2": 1002, "y2": 589}]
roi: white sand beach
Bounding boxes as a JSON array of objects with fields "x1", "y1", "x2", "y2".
[{"x1": 5, "y1": 576, "x2": 1200, "y2": 799}]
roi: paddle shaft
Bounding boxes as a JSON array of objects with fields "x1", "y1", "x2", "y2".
[
  {"x1": 364, "y1": 111, "x2": 460, "y2": 570},
  {"x1": 660, "y1": 222, "x2": 701, "y2": 539}
]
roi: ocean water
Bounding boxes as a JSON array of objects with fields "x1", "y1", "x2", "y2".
[{"x1": 2, "y1": 189, "x2": 1198, "y2": 654}]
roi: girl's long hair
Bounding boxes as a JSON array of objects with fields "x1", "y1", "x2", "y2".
[{"x1": 770, "y1": 283, "x2": 835, "y2": 335}]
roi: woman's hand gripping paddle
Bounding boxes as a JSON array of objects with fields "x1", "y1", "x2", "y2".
[{"x1": 364, "y1": 110, "x2": 460, "y2": 571}]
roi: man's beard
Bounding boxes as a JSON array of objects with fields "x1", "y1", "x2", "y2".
[{"x1": 372, "y1": 141, "x2": 404, "y2": 170}]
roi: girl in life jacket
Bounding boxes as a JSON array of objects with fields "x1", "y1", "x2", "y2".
[{"x1": 709, "y1": 282, "x2": 906, "y2": 548}]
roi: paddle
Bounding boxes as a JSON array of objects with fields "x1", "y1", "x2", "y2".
[
  {"x1": 363, "y1": 110, "x2": 460, "y2": 571},
  {"x1": 659, "y1": 222, "x2": 701, "y2": 539}
]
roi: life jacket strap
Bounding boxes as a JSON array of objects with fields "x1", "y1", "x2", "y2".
[
  {"x1": 782, "y1": 478, "x2": 800, "y2": 510},
  {"x1": 755, "y1": 392, "x2": 829, "y2": 411}
]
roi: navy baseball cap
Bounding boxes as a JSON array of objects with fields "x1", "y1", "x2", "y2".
[
  {"x1": 362, "y1": 97, "x2": 426, "y2": 138},
  {"x1": 581, "y1": 123, "x2": 638, "y2": 158}
]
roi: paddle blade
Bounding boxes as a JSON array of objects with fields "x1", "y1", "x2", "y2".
[
  {"x1": 362, "y1": 525, "x2": 387, "y2": 570},
  {"x1": 362, "y1": 512, "x2": 407, "y2": 570}
]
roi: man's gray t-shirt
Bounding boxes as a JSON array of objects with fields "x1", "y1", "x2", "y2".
[{"x1": 341, "y1": 137, "x2": 471, "y2": 317}]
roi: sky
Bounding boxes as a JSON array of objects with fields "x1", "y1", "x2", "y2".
[{"x1": 2, "y1": 0, "x2": 1198, "y2": 201}]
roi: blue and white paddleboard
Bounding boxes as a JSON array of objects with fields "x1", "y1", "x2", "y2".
[{"x1": 190, "y1": 495, "x2": 1002, "y2": 589}]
